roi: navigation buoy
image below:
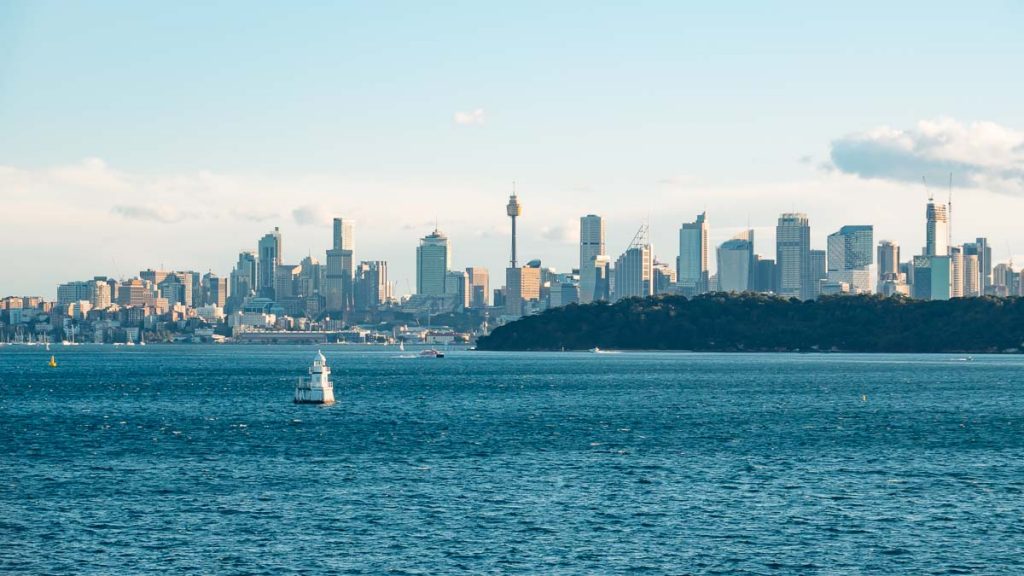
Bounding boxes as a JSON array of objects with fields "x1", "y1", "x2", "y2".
[{"x1": 48, "y1": 355, "x2": 57, "y2": 368}]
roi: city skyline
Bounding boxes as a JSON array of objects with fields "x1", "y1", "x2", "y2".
[{"x1": 4, "y1": 3, "x2": 1024, "y2": 295}]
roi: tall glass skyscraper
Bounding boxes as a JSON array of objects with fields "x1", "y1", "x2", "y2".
[
  {"x1": 926, "y1": 200, "x2": 949, "y2": 257},
  {"x1": 716, "y1": 230, "x2": 754, "y2": 293},
  {"x1": 257, "y1": 227, "x2": 282, "y2": 297},
  {"x1": 416, "y1": 229, "x2": 450, "y2": 296},
  {"x1": 677, "y1": 212, "x2": 708, "y2": 296},
  {"x1": 776, "y1": 213, "x2": 811, "y2": 300},
  {"x1": 578, "y1": 214, "x2": 606, "y2": 304},
  {"x1": 325, "y1": 217, "x2": 355, "y2": 312},
  {"x1": 826, "y1": 225, "x2": 873, "y2": 293}
]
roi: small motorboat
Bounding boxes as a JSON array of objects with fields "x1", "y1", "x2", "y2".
[{"x1": 419, "y1": 348, "x2": 445, "y2": 358}]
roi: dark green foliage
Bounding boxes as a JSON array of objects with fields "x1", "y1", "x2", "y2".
[{"x1": 476, "y1": 293, "x2": 1024, "y2": 353}]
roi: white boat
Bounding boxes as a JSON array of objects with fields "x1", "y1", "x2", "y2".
[
  {"x1": 419, "y1": 348, "x2": 445, "y2": 358},
  {"x1": 295, "y1": 350, "x2": 335, "y2": 405},
  {"x1": 399, "y1": 340, "x2": 405, "y2": 352}
]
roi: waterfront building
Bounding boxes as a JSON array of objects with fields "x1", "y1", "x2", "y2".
[
  {"x1": 776, "y1": 213, "x2": 811, "y2": 300},
  {"x1": 677, "y1": 212, "x2": 709, "y2": 296},
  {"x1": 579, "y1": 215, "x2": 606, "y2": 303},
  {"x1": 416, "y1": 228, "x2": 450, "y2": 296},
  {"x1": 716, "y1": 230, "x2": 754, "y2": 293}
]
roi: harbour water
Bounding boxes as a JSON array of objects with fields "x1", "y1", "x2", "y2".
[{"x1": 2, "y1": 346, "x2": 1023, "y2": 573}]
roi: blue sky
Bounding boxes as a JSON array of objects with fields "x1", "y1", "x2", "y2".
[{"x1": 3, "y1": 1, "x2": 1024, "y2": 295}]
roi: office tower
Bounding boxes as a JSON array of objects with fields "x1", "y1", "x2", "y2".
[
  {"x1": 754, "y1": 256, "x2": 777, "y2": 293},
  {"x1": 507, "y1": 191, "x2": 522, "y2": 268},
  {"x1": 466, "y1": 267, "x2": 490, "y2": 308},
  {"x1": 354, "y1": 261, "x2": 390, "y2": 312},
  {"x1": 776, "y1": 213, "x2": 811, "y2": 299},
  {"x1": 876, "y1": 240, "x2": 900, "y2": 290},
  {"x1": 949, "y1": 246, "x2": 964, "y2": 298},
  {"x1": 296, "y1": 256, "x2": 322, "y2": 299},
  {"x1": 809, "y1": 249, "x2": 827, "y2": 299},
  {"x1": 325, "y1": 217, "x2": 355, "y2": 313},
  {"x1": 716, "y1": 230, "x2": 755, "y2": 293},
  {"x1": 200, "y1": 273, "x2": 227, "y2": 307},
  {"x1": 677, "y1": 212, "x2": 709, "y2": 296},
  {"x1": 157, "y1": 274, "x2": 189, "y2": 306},
  {"x1": 826, "y1": 225, "x2": 873, "y2": 294},
  {"x1": 964, "y1": 254, "x2": 981, "y2": 297},
  {"x1": 445, "y1": 270, "x2": 470, "y2": 310},
  {"x1": 139, "y1": 269, "x2": 169, "y2": 287},
  {"x1": 614, "y1": 225, "x2": 654, "y2": 300},
  {"x1": 652, "y1": 260, "x2": 676, "y2": 294},
  {"x1": 416, "y1": 228, "x2": 450, "y2": 296},
  {"x1": 56, "y1": 281, "x2": 94, "y2": 306},
  {"x1": 505, "y1": 265, "x2": 541, "y2": 316},
  {"x1": 963, "y1": 238, "x2": 993, "y2": 292},
  {"x1": 930, "y1": 256, "x2": 952, "y2": 300},
  {"x1": 579, "y1": 215, "x2": 606, "y2": 304},
  {"x1": 258, "y1": 227, "x2": 282, "y2": 296},
  {"x1": 926, "y1": 199, "x2": 949, "y2": 257},
  {"x1": 590, "y1": 255, "x2": 612, "y2": 302}
]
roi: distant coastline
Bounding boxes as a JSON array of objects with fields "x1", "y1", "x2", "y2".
[{"x1": 476, "y1": 293, "x2": 1024, "y2": 353}]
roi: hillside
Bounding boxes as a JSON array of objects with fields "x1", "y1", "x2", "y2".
[{"x1": 476, "y1": 293, "x2": 1024, "y2": 353}]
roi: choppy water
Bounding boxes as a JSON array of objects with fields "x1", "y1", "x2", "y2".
[{"x1": 2, "y1": 346, "x2": 1023, "y2": 574}]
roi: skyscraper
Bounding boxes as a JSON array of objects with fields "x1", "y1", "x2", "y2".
[
  {"x1": 416, "y1": 229, "x2": 450, "y2": 296},
  {"x1": 578, "y1": 215, "x2": 606, "y2": 304},
  {"x1": 964, "y1": 238, "x2": 992, "y2": 292},
  {"x1": 949, "y1": 245, "x2": 964, "y2": 298},
  {"x1": 354, "y1": 261, "x2": 390, "y2": 312},
  {"x1": 258, "y1": 227, "x2": 282, "y2": 297},
  {"x1": 925, "y1": 200, "x2": 949, "y2": 257},
  {"x1": 466, "y1": 267, "x2": 490, "y2": 309},
  {"x1": 964, "y1": 254, "x2": 981, "y2": 297},
  {"x1": 809, "y1": 249, "x2": 827, "y2": 299},
  {"x1": 716, "y1": 230, "x2": 754, "y2": 293},
  {"x1": 826, "y1": 225, "x2": 873, "y2": 294},
  {"x1": 614, "y1": 225, "x2": 653, "y2": 300},
  {"x1": 776, "y1": 213, "x2": 811, "y2": 300},
  {"x1": 325, "y1": 217, "x2": 355, "y2": 313},
  {"x1": 677, "y1": 213, "x2": 709, "y2": 296},
  {"x1": 876, "y1": 240, "x2": 902, "y2": 294}
]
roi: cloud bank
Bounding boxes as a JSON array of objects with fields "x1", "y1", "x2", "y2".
[
  {"x1": 453, "y1": 108, "x2": 485, "y2": 125},
  {"x1": 829, "y1": 118, "x2": 1024, "y2": 194}
]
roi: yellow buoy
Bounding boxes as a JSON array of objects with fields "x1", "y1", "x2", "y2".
[{"x1": 48, "y1": 355, "x2": 57, "y2": 368}]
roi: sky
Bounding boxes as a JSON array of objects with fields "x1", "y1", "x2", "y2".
[{"x1": 2, "y1": 1, "x2": 1024, "y2": 297}]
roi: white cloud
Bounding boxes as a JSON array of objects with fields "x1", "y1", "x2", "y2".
[
  {"x1": 112, "y1": 204, "x2": 193, "y2": 223},
  {"x1": 453, "y1": 108, "x2": 485, "y2": 125},
  {"x1": 292, "y1": 204, "x2": 333, "y2": 226},
  {"x1": 829, "y1": 118, "x2": 1024, "y2": 194}
]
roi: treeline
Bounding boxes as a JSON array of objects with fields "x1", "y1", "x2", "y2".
[{"x1": 476, "y1": 293, "x2": 1024, "y2": 353}]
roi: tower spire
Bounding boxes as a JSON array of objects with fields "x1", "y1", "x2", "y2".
[{"x1": 506, "y1": 184, "x2": 522, "y2": 268}]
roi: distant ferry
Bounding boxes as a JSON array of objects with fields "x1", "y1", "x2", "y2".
[{"x1": 294, "y1": 351, "x2": 335, "y2": 404}]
